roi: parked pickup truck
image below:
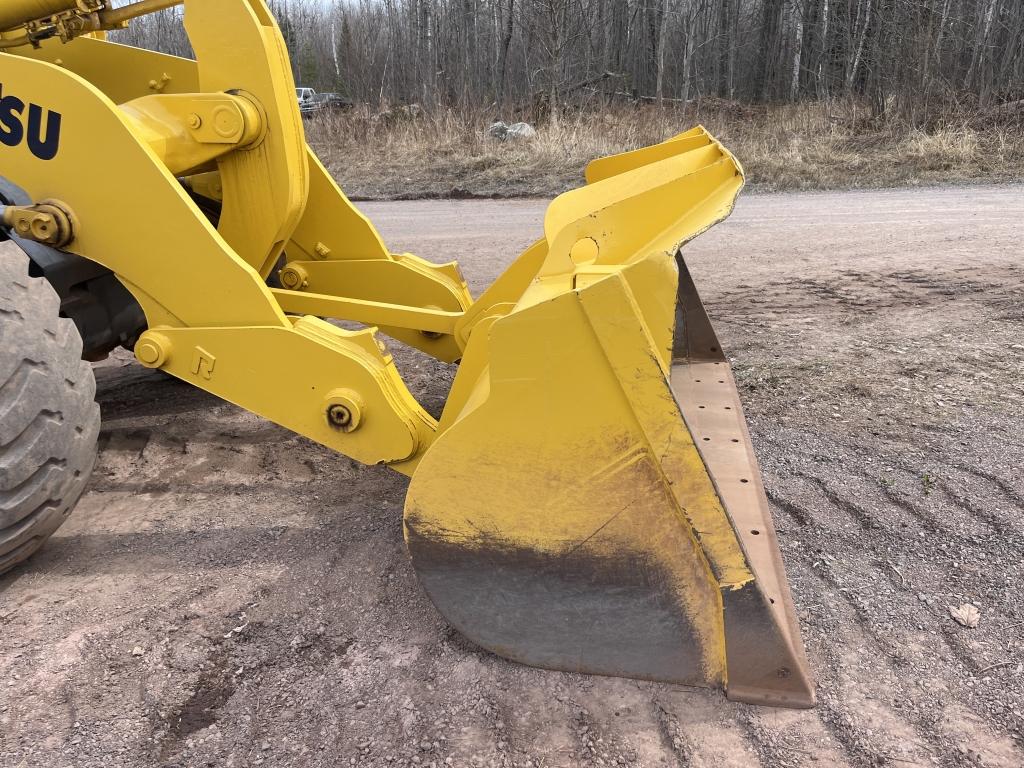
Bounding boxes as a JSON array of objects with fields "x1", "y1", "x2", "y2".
[{"x1": 296, "y1": 87, "x2": 352, "y2": 116}]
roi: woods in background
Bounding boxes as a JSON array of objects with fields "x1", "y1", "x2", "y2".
[{"x1": 119, "y1": 0, "x2": 1023, "y2": 122}]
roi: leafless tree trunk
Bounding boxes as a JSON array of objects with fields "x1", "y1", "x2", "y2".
[
  {"x1": 790, "y1": 0, "x2": 803, "y2": 100},
  {"x1": 655, "y1": 0, "x2": 670, "y2": 102},
  {"x1": 114, "y1": 0, "x2": 1022, "y2": 121}
]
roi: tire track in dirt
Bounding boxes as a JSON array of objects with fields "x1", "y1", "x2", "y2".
[{"x1": 760, "y1": 431, "x2": 1023, "y2": 765}]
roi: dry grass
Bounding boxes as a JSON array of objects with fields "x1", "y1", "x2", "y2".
[{"x1": 305, "y1": 101, "x2": 1024, "y2": 199}]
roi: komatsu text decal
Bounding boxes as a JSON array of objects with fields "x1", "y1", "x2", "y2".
[{"x1": 0, "y1": 84, "x2": 62, "y2": 161}]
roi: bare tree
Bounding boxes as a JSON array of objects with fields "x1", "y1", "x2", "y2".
[{"x1": 113, "y1": 0, "x2": 1024, "y2": 121}]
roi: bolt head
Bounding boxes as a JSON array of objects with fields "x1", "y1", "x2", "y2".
[{"x1": 327, "y1": 404, "x2": 352, "y2": 428}]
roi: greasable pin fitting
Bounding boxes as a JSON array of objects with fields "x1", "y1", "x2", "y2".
[
  {"x1": 278, "y1": 263, "x2": 309, "y2": 290},
  {"x1": 1, "y1": 200, "x2": 75, "y2": 248},
  {"x1": 324, "y1": 389, "x2": 363, "y2": 433}
]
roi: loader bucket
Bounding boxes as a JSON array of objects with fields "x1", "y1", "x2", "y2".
[{"x1": 404, "y1": 127, "x2": 814, "y2": 707}]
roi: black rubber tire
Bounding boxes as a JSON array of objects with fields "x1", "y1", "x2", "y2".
[{"x1": 0, "y1": 242, "x2": 100, "y2": 574}]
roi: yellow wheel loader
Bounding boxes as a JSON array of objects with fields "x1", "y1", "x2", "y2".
[{"x1": 0, "y1": 0, "x2": 814, "y2": 707}]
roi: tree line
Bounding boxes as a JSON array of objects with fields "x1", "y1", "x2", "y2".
[{"x1": 118, "y1": 0, "x2": 1024, "y2": 120}]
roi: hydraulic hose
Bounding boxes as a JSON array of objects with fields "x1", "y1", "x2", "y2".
[
  {"x1": 98, "y1": 0, "x2": 183, "y2": 27},
  {"x1": 0, "y1": 0, "x2": 183, "y2": 45},
  {"x1": 0, "y1": 1, "x2": 80, "y2": 32}
]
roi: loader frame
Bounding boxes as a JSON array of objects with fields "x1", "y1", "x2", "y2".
[
  {"x1": 3, "y1": 0, "x2": 473, "y2": 474},
  {"x1": 0, "y1": 0, "x2": 815, "y2": 707}
]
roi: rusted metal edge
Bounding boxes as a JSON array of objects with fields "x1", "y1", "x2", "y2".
[{"x1": 670, "y1": 253, "x2": 816, "y2": 708}]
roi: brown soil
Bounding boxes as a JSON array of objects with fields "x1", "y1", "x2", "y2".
[{"x1": 2, "y1": 185, "x2": 1023, "y2": 768}]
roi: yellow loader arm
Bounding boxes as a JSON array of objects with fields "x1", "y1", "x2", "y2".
[{"x1": 0, "y1": 0, "x2": 813, "y2": 707}]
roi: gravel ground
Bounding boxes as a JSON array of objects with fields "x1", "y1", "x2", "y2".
[{"x1": 1, "y1": 185, "x2": 1022, "y2": 768}]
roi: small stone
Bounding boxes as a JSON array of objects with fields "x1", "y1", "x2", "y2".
[{"x1": 131, "y1": 646, "x2": 144, "y2": 656}]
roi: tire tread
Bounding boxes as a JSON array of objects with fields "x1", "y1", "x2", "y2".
[{"x1": 0, "y1": 243, "x2": 99, "y2": 573}]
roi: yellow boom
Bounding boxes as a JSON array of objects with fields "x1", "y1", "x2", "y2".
[{"x1": 0, "y1": 0, "x2": 814, "y2": 706}]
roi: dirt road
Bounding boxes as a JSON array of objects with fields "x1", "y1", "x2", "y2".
[{"x1": 2, "y1": 185, "x2": 1023, "y2": 768}]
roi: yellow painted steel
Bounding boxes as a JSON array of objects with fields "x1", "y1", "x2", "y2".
[
  {"x1": 14, "y1": 27, "x2": 474, "y2": 360},
  {"x1": 278, "y1": 152, "x2": 473, "y2": 361},
  {"x1": 0, "y1": 3, "x2": 443, "y2": 473},
  {"x1": 135, "y1": 318, "x2": 435, "y2": 466},
  {"x1": 0, "y1": 0, "x2": 813, "y2": 705},
  {"x1": 401, "y1": 134, "x2": 813, "y2": 704},
  {"x1": 184, "y1": 1, "x2": 308, "y2": 277},
  {"x1": 119, "y1": 92, "x2": 262, "y2": 175},
  {"x1": 271, "y1": 289, "x2": 462, "y2": 337},
  {"x1": 407, "y1": 268, "x2": 733, "y2": 683},
  {"x1": 404, "y1": 133, "x2": 750, "y2": 685},
  {"x1": 15, "y1": 34, "x2": 200, "y2": 100}
]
